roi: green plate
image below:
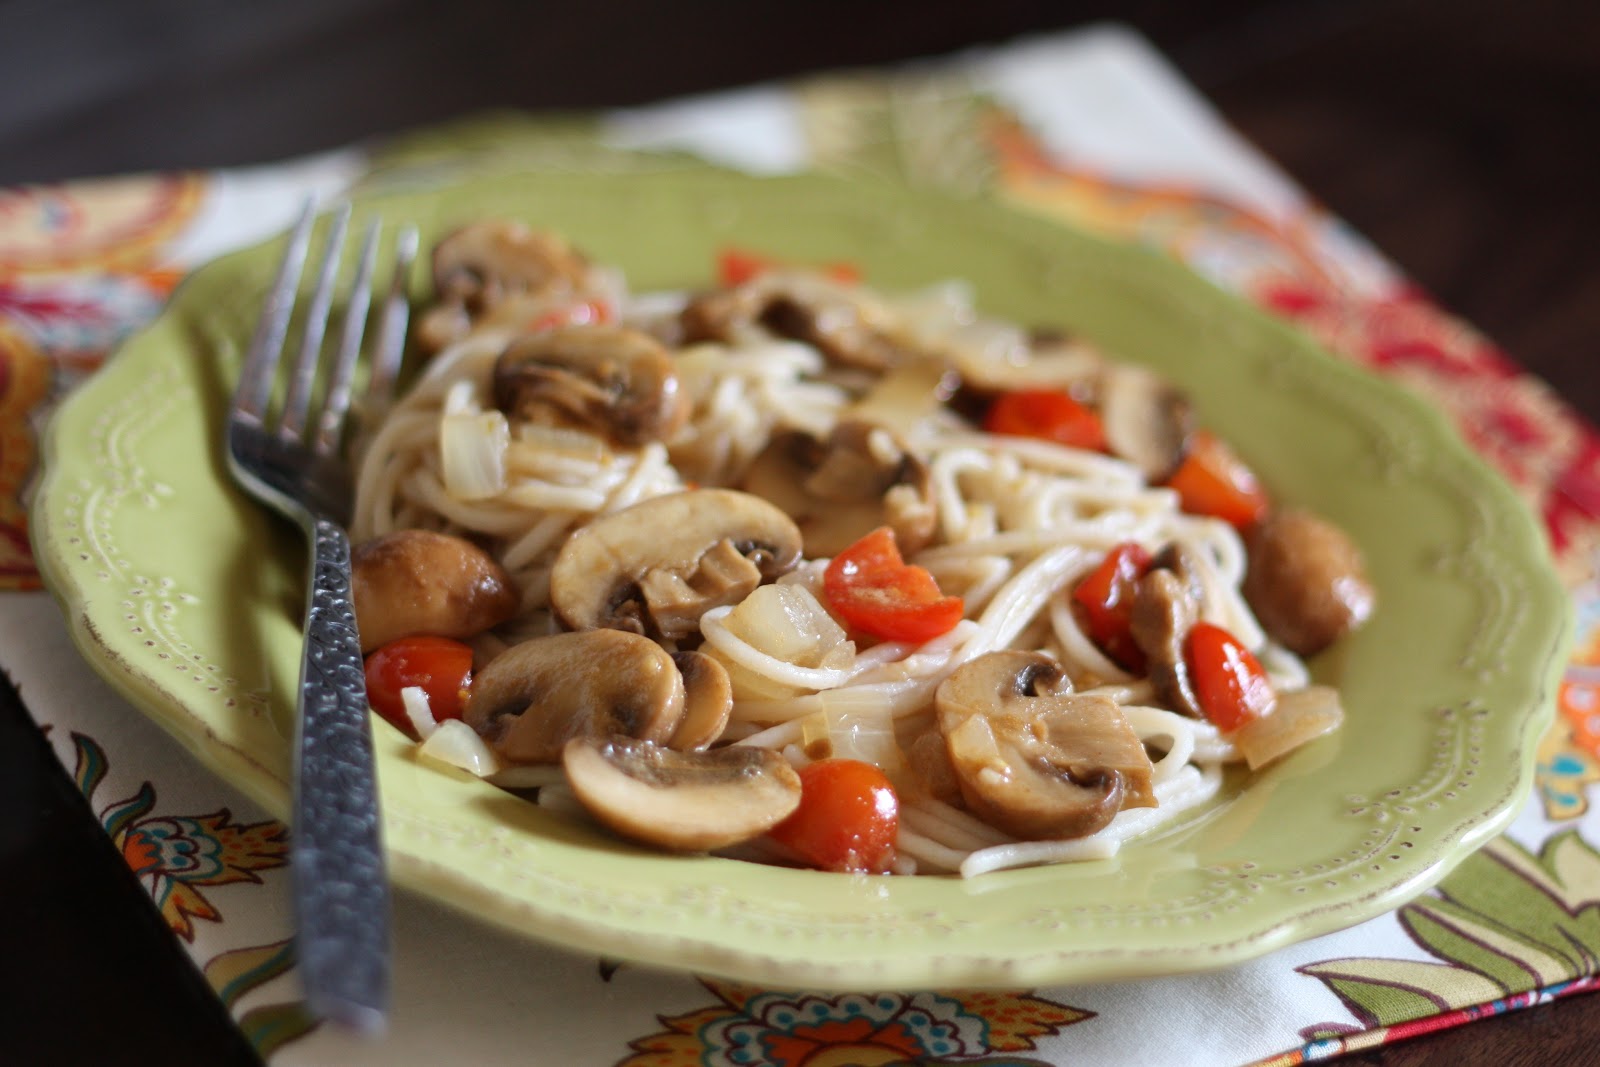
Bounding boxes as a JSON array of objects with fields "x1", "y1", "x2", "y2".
[{"x1": 31, "y1": 166, "x2": 1570, "y2": 990}]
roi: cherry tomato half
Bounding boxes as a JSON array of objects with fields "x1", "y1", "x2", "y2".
[
  {"x1": 1185, "y1": 622, "x2": 1276, "y2": 733},
  {"x1": 983, "y1": 389, "x2": 1106, "y2": 452},
  {"x1": 364, "y1": 635, "x2": 474, "y2": 738},
  {"x1": 823, "y1": 527, "x2": 965, "y2": 643},
  {"x1": 1072, "y1": 541, "x2": 1153, "y2": 671},
  {"x1": 1166, "y1": 430, "x2": 1269, "y2": 531},
  {"x1": 769, "y1": 759, "x2": 899, "y2": 874}
]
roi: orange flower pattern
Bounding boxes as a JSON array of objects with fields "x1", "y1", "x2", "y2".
[{"x1": 617, "y1": 979, "x2": 1089, "y2": 1066}]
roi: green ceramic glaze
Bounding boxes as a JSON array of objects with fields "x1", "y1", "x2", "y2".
[{"x1": 31, "y1": 166, "x2": 1570, "y2": 990}]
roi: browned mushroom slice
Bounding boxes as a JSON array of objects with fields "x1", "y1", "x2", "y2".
[
  {"x1": 464, "y1": 629, "x2": 684, "y2": 763},
  {"x1": 1098, "y1": 364, "x2": 1194, "y2": 481},
  {"x1": 416, "y1": 221, "x2": 593, "y2": 352},
  {"x1": 562, "y1": 736, "x2": 802, "y2": 852},
  {"x1": 1243, "y1": 508, "x2": 1375, "y2": 656},
  {"x1": 667, "y1": 651, "x2": 733, "y2": 751},
  {"x1": 742, "y1": 419, "x2": 937, "y2": 558},
  {"x1": 351, "y1": 529, "x2": 521, "y2": 653},
  {"x1": 1129, "y1": 543, "x2": 1207, "y2": 719},
  {"x1": 904, "y1": 728, "x2": 964, "y2": 806},
  {"x1": 946, "y1": 325, "x2": 1105, "y2": 394},
  {"x1": 492, "y1": 324, "x2": 689, "y2": 446},
  {"x1": 681, "y1": 271, "x2": 907, "y2": 371},
  {"x1": 548, "y1": 488, "x2": 803, "y2": 640},
  {"x1": 934, "y1": 650, "x2": 1156, "y2": 840}
]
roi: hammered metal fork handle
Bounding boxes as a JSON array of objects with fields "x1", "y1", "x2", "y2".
[{"x1": 291, "y1": 515, "x2": 390, "y2": 1034}]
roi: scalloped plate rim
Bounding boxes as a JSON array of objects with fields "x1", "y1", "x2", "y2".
[{"x1": 29, "y1": 163, "x2": 1571, "y2": 990}]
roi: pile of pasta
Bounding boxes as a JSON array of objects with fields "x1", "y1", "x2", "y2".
[{"x1": 347, "y1": 222, "x2": 1373, "y2": 877}]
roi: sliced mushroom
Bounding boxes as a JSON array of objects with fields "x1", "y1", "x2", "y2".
[
  {"x1": 1129, "y1": 544, "x2": 1207, "y2": 718},
  {"x1": 741, "y1": 419, "x2": 937, "y2": 557},
  {"x1": 681, "y1": 270, "x2": 907, "y2": 371},
  {"x1": 417, "y1": 221, "x2": 592, "y2": 352},
  {"x1": 667, "y1": 651, "x2": 733, "y2": 750},
  {"x1": 492, "y1": 324, "x2": 689, "y2": 445},
  {"x1": 464, "y1": 629, "x2": 683, "y2": 763},
  {"x1": 947, "y1": 325, "x2": 1106, "y2": 394},
  {"x1": 1243, "y1": 508, "x2": 1375, "y2": 655},
  {"x1": 562, "y1": 736, "x2": 802, "y2": 852},
  {"x1": 1099, "y1": 364, "x2": 1194, "y2": 481},
  {"x1": 549, "y1": 488, "x2": 803, "y2": 640},
  {"x1": 351, "y1": 529, "x2": 520, "y2": 653},
  {"x1": 905, "y1": 727, "x2": 964, "y2": 805},
  {"x1": 934, "y1": 650, "x2": 1156, "y2": 840}
]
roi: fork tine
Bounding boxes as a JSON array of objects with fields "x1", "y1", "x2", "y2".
[
  {"x1": 314, "y1": 219, "x2": 382, "y2": 454},
  {"x1": 363, "y1": 223, "x2": 419, "y2": 421},
  {"x1": 234, "y1": 201, "x2": 315, "y2": 421},
  {"x1": 279, "y1": 203, "x2": 353, "y2": 441}
]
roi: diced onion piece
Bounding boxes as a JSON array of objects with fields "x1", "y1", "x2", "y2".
[
  {"x1": 817, "y1": 687, "x2": 907, "y2": 783},
  {"x1": 722, "y1": 584, "x2": 854, "y2": 671},
  {"x1": 799, "y1": 712, "x2": 830, "y2": 762},
  {"x1": 886, "y1": 280, "x2": 976, "y2": 340},
  {"x1": 417, "y1": 719, "x2": 502, "y2": 777},
  {"x1": 440, "y1": 410, "x2": 509, "y2": 500},
  {"x1": 400, "y1": 685, "x2": 439, "y2": 740},
  {"x1": 1233, "y1": 685, "x2": 1344, "y2": 770}
]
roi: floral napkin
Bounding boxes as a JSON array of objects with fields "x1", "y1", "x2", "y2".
[{"x1": 4, "y1": 23, "x2": 1599, "y2": 1066}]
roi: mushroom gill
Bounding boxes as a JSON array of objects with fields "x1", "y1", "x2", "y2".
[
  {"x1": 548, "y1": 488, "x2": 803, "y2": 640},
  {"x1": 741, "y1": 419, "x2": 937, "y2": 558},
  {"x1": 492, "y1": 324, "x2": 688, "y2": 446},
  {"x1": 934, "y1": 650, "x2": 1155, "y2": 840}
]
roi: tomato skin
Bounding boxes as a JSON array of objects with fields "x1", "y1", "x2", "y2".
[
  {"x1": 769, "y1": 759, "x2": 899, "y2": 873},
  {"x1": 716, "y1": 247, "x2": 860, "y2": 287},
  {"x1": 1166, "y1": 430, "x2": 1269, "y2": 530},
  {"x1": 823, "y1": 527, "x2": 965, "y2": 643},
  {"x1": 363, "y1": 636, "x2": 475, "y2": 738},
  {"x1": 1185, "y1": 622, "x2": 1276, "y2": 732},
  {"x1": 983, "y1": 389, "x2": 1106, "y2": 452},
  {"x1": 1072, "y1": 542, "x2": 1153, "y2": 671},
  {"x1": 527, "y1": 299, "x2": 611, "y2": 333}
]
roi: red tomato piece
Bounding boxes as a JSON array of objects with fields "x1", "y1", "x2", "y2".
[
  {"x1": 717, "y1": 248, "x2": 772, "y2": 287},
  {"x1": 716, "y1": 246, "x2": 860, "y2": 287},
  {"x1": 1185, "y1": 622, "x2": 1276, "y2": 732},
  {"x1": 527, "y1": 299, "x2": 611, "y2": 333},
  {"x1": 1072, "y1": 542, "x2": 1153, "y2": 671},
  {"x1": 823, "y1": 527, "x2": 965, "y2": 643},
  {"x1": 983, "y1": 389, "x2": 1107, "y2": 452},
  {"x1": 363, "y1": 635, "x2": 474, "y2": 738},
  {"x1": 769, "y1": 759, "x2": 899, "y2": 873},
  {"x1": 1166, "y1": 430, "x2": 1269, "y2": 530}
]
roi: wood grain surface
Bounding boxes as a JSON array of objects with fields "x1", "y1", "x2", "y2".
[{"x1": 0, "y1": 1, "x2": 1595, "y2": 1063}]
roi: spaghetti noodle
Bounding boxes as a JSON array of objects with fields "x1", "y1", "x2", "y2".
[{"x1": 350, "y1": 222, "x2": 1371, "y2": 877}]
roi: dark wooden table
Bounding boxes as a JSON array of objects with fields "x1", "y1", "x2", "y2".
[{"x1": 2, "y1": 1, "x2": 1595, "y2": 1063}]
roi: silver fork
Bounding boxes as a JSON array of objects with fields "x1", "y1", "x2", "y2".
[{"x1": 225, "y1": 201, "x2": 418, "y2": 1035}]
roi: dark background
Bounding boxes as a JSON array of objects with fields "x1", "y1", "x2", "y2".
[
  {"x1": 1, "y1": 0, "x2": 1596, "y2": 422},
  {"x1": 2, "y1": 2, "x2": 1597, "y2": 1063}
]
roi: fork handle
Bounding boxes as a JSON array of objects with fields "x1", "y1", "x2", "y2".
[{"x1": 291, "y1": 516, "x2": 390, "y2": 1034}]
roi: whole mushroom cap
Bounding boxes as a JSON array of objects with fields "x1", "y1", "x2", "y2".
[
  {"x1": 1244, "y1": 508, "x2": 1375, "y2": 656},
  {"x1": 351, "y1": 529, "x2": 520, "y2": 654},
  {"x1": 464, "y1": 629, "x2": 685, "y2": 764}
]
